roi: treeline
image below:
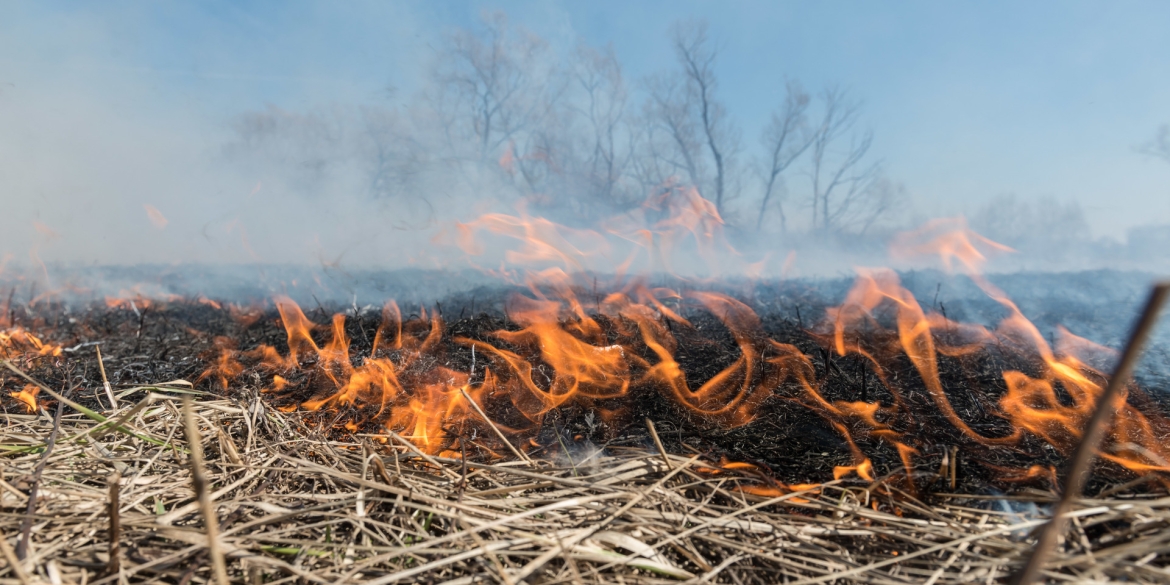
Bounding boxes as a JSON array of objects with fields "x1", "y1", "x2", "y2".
[{"x1": 225, "y1": 13, "x2": 904, "y2": 238}]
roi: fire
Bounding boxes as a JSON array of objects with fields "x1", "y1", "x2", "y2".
[
  {"x1": 189, "y1": 200, "x2": 1170, "y2": 494},
  {"x1": 0, "y1": 326, "x2": 62, "y2": 360},
  {"x1": 1, "y1": 292, "x2": 62, "y2": 409},
  {"x1": 450, "y1": 182, "x2": 742, "y2": 279},
  {"x1": 210, "y1": 282, "x2": 795, "y2": 456},
  {"x1": 846, "y1": 218, "x2": 1170, "y2": 475},
  {"x1": 0, "y1": 187, "x2": 1154, "y2": 494},
  {"x1": 9, "y1": 384, "x2": 39, "y2": 412},
  {"x1": 1, "y1": 290, "x2": 62, "y2": 362}
]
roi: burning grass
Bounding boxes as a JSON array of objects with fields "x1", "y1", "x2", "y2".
[
  {"x1": 4, "y1": 381, "x2": 1170, "y2": 584},
  {"x1": 3, "y1": 277, "x2": 1170, "y2": 583},
  {"x1": 5, "y1": 208, "x2": 1170, "y2": 581}
]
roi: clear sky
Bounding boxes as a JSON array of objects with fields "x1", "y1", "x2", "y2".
[{"x1": 2, "y1": 0, "x2": 1169, "y2": 267}]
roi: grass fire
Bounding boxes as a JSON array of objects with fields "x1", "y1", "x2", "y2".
[
  {"x1": 5, "y1": 3, "x2": 1170, "y2": 584},
  {"x1": 5, "y1": 188, "x2": 1170, "y2": 583}
]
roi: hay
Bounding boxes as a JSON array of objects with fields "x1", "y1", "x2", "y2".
[{"x1": 3, "y1": 381, "x2": 1170, "y2": 584}]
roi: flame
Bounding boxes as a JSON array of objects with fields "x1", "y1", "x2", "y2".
[
  {"x1": 453, "y1": 183, "x2": 741, "y2": 279},
  {"x1": 889, "y1": 216, "x2": 1014, "y2": 275},
  {"x1": 195, "y1": 209, "x2": 1170, "y2": 489},
  {"x1": 833, "y1": 459, "x2": 874, "y2": 481},
  {"x1": 33, "y1": 221, "x2": 59, "y2": 239},
  {"x1": 22, "y1": 192, "x2": 1160, "y2": 494},
  {"x1": 0, "y1": 285, "x2": 63, "y2": 361},
  {"x1": 198, "y1": 337, "x2": 245, "y2": 390},
  {"x1": 213, "y1": 279, "x2": 804, "y2": 456},
  {"x1": 0, "y1": 326, "x2": 62, "y2": 360},
  {"x1": 9, "y1": 384, "x2": 39, "y2": 412}
]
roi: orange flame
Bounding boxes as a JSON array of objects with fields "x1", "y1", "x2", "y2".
[
  {"x1": 174, "y1": 201, "x2": 1170, "y2": 490},
  {"x1": 0, "y1": 326, "x2": 62, "y2": 360},
  {"x1": 9, "y1": 384, "x2": 39, "y2": 412}
]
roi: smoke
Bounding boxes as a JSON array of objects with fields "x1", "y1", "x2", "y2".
[
  {"x1": 2, "y1": 2, "x2": 1169, "y2": 298},
  {"x1": 0, "y1": 2, "x2": 458, "y2": 271}
]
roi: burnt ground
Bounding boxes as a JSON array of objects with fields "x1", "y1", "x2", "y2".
[{"x1": 4, "y1": 269, "x2": 1170, "y2": 500}]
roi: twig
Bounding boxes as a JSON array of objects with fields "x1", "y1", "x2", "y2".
[
  {"x1": 96, "y1": 345, "x2": 117, "y2": 409},
  {"x1": 460, "y1": 387, "x2": 533, "y2": 466},
  {"x1": 685, "y1": 553, "x2": 745, "y2": 584},
  {"x1": 645, "y1": 418, "x2": 673, "y2": 471},
  {"x1": 182, "y1": 396, "x2": 230, "y2": 585},
  {"x1": 103, "y1": 472, "x2": 121, "y2": 577},
  {"x1": 1010, "y1": 281, "x2": 1170, "y2": 585},
  {"x1": 509, "y1": 455, "x2": 702, "y2": 583},
  {"x1": 950, "y1": 445, "x2": 958, "y2": 490},
  {"x1": 16, "y1": 396, "x2": 63, "y2": 560},
  {"x1": 383, "y1": 430, "x2": 462, "y2": 482},
  {"x1": 61, "y1": 391, "x2": 178, "y2": 447}
]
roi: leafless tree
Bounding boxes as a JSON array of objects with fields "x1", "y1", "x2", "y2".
[
  {"x1": 642, "y1": 72, "x2": 704, "y2": 192},
  {"x1": 807, "y1": 88, "x2": 887, "y2": 234},
  {"x1": 970, "y1": 194, "x2": 1089, "y2": 261},
  {"x1": 223, "y1": 12, "x2": 909, "y2": 238},
  {"x1": 671, "y1": 21, "x2": 740, "y2": 216},
  {"x1": 641, "y1": 21, "x2": 739, "y2": 217},
  {"x1": 756, "y1": 80, "x2": 813, "y2": 233},
  {"x1": 431, "y1": 12, "x2": 561, "y2": 162},
  {"x1": 570, "y1": 44, "x2": 637, "y2": 211}
]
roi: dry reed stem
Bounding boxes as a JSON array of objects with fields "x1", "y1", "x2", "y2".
[
  {"x1": 182, "y1": 396, "x2": 230, "y2": 585},
  {"x1": 645, "y1": 418, "x2": 673, "y2": 471},
  {"x1": 104, "y1": 471, "x2": 121, "y2": 577},
  {"x1": 95, "y1": 345, "x2": 117, "y2": 410},
  {"x1": 2, "y1": 379, "x2": 1170, "y2": 583},
  {"x1": 1012, "y1": 281, "x2": 1170, "y2": 585},
  {"x1": 461, "y1": 387, "x2": 533, "y2": 467}
]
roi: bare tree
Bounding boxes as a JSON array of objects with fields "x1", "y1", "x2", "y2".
[
  {"x1": 642, "y1": 72, "x2": 705, "y2": 192},
  {"x1": 757, "y1": 80, "x2": 813, "y2": 233},
  {"x1": 671, "y1": 21, "x2": 740, "y2": 216},
  {"x1": 640, "y1": 21, "x2": 739, "y2": 217},
  {"x1": 807, "y1": 88, "x2": 886, "y2": 234},
  {"x1": 970, "y1": 194, "x2": 1089, "y2": 261},
  {"x1": 432, "y1": 12, "x2": 560, "y2": 162},
  {"x1": 571, "y1": 44, "x2": 637, "y2": 211}
]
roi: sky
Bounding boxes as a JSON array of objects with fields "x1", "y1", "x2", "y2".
[{"x1": 2, "y1": 0, "x2": 1169, "y2": 269}]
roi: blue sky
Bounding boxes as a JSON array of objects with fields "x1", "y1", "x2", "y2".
[{"x1": 2, "y1": 0, "x2": 1169, "y2": 266}]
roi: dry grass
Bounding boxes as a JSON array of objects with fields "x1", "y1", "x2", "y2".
[{"x1": 2, "y1": 384, "x2": 1170, "y2": 584}]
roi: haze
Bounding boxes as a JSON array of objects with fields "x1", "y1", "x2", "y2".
[{"x1": 2, "y1": 0, "x2": 1169, "y2": 276}]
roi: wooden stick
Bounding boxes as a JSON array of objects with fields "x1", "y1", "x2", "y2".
[
  {"x1": 384, "y1": 430, "x2": 463, "y2": 482},
  {"x1": 182, "y1": 396, "x2": 230, "y2": 585},
  {"x1": 950, "y1": 446, "x2": 958, "y2": 490},
  {"x1": 460, "y1": 388, "x2": 533, "y2": 466},
  {"x1": 96, "y1": 345, "x2": 117, "y2": 409},
  {"x1": 645, "y1": 418, "x2": 673, "y2": 471},
  {"x1": 1011, "y1": 281, "x2": 1170, "y2": 585},
  {"x1": 16, "y1": 397, "x2": 62, "y2": 560},
  {"x1": 104, "y1": 472, "x2": 121, "y2": 577}
]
